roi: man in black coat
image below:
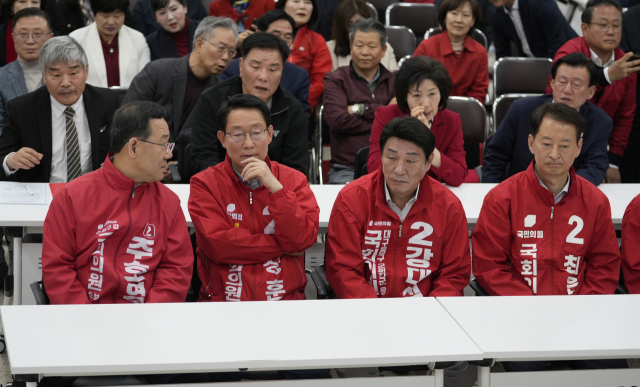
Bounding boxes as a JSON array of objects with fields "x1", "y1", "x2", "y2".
[
  {"x1": 188, "y1": 32, "x2": 308, "y2": 175},
  {"x1": 0, "y1": 36, "x2": 119, "y2": 183}
]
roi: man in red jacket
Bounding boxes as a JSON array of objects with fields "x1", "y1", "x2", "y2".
[
  {"x1": 189, "y1": 94, "x2": 327, "y2": 380},
  {"x1": 473, "y1": 103, "x2": 626, "y2": 372},
  {"x1": 621, "y1": 194, "x2": 640, "y2": 293},
  {"x1": 325, "y1": 116, "x2": 474, "y2": 385},
  {"x1": 43, "y1": 101, "x2": 193, "y2": 305},
  {"x1": 547, "y1": 0, "x2": 639, "y2": 183}
]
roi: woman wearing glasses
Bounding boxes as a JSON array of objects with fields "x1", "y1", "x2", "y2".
[{"x1": 70, "y1": 0, "x2": 149, "y2": 87}]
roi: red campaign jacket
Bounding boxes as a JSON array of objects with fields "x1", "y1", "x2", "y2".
[
  {"x1": 325, "y1": 167, "x2": 471, "y2": 299},
  {"x1": 42, "y1": 154, "x2": 194, "y2": 304},
  {"x1": 414, "y1": 33, "x2": 489, "y2": 104},
  {"x1": 188, "y1": 155, "x2": 319, "y2": 301},
  {"x1": 621, "y1": 194, "x2": 640, "y2": 294},
  {"x1": 288, "y1": 25, "x2": 332, "y2": 109},
  {"x1": 545, "y1": 37, "x2": 637, "y2": 164},
  {"x1": 208, "y1": 0, "x2": 274, "y2": 31},
  {"x1": 367, "y1": 104, "x2": 468, "y2": 186},
  {"x1": 472, "y1": 162, "x2": 621, "y2": 296}
]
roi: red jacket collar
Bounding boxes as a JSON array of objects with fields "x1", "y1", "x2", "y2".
[
  {"x1": 577, "y1": 36, "x2": 627, "y2": 64},
  {"x1": 100, "y1": 151, "x2": 151, "y2": 193},
  {"x1": 372, "y1": 163, "x2": 435, "y2": 219},
  {"x1": 524, "y1": 160, "x2": 578, "y2": 206},
  {"x1": 437, "y1": 33, "x2": 477, "y2": 56}
]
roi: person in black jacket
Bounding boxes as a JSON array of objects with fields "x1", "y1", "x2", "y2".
[
  {"x1": 57, "y1": 0, "x2": 134, "y2": 34},
  {"x1": 188, "y1": 31, "x2": 308, "y2": 175},
  {"x1": 132, "y1": 0, "x2": 205, "y2": 36},
  {"x1": 146, "y1": 0, "x2": 199, "y2": 60},
  {"x1": 620, "y1": 3, "x2": 640, "y2": 182},
  {"x1": 0, "y1": 36, "x2": 119, "y2": 183}
]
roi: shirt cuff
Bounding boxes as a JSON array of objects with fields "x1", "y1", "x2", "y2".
[
  {"x1": 604, "y1": 67, "x2": 612, "y2": 84},
  {"x1": 3, "y1": 153, "x2": 16, "y2": 176},
  {"x1": 609, "y1": 164, "x2": 619, "y2": 169}
]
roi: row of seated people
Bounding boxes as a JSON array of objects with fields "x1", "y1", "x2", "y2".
[
  {"x1": 0, "y1": 0, "x2": 637, "y2": 188},
  {"x1": 31, "y1": 92, "x2": 640, "y2": 385},
  {"x1": 2, "y1": 0, "x2": 639, "y2": 186}
]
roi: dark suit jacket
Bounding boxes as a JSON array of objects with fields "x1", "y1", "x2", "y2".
[
  {"x1": 123, "y1": 54, "x2": 219, "y2": 141},
  {"x1": 482, "y1": 94, "x2": 612, "y2": 186},
  {"x1": 132, "y1": 0, "x2": 207, "y2": 36},
  {"x1": 220, "y1": 58, "x2": 311, "y2": 118},
  {"x1": 0, "y1": 85, "x2": 119, "y2": 182},
  {"x1": 491, "y1": 0, "x2": 577, "y2": 59},
  {"x1": 146, "y1": 19, "x2": 199, "y2": 60}
]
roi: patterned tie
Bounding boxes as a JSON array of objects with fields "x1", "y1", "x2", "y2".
[{"x1": 64, "y1": 107, "x2": 81, "y2": 182}]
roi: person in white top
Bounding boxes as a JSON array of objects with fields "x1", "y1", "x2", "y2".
[
  {"x1": 0, "y1": 36, "x2": 120, "y2": 183},
  {"x1": 70, "y1": 0, "x2": 150, "y2": 88},
  {"x1": 326, "y1": 0, "x2": 398, "y2": 71}
]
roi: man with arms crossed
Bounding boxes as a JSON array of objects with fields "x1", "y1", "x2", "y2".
[{"x1": 473, "y1": 103, "x2": 626, "y2": 372}]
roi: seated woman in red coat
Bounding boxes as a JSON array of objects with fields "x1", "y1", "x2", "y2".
[
  {"x1": 276, "y1": 0, "x2": 331, "y2": 109},
  {"x1": 367, "y1": 56, "x2": 468, "y2": 186},
  {"x1": 413, "y1": 0, "x2": 488, "y2": 104}
]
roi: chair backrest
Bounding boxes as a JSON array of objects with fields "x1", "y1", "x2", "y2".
[
  {"x1": 30, "y1": 280, "x2": 50, "y2": 305},
  {"x1": 492, "y1": 93, "x2": 539, "y2": 134},
  {"x1": 385, "y1": 26, "x2": 416, "y2": 62},
  {"x1": 368, "y1": 0, "x2": 396, "y2": 15},
  {"x1": 366, "y1": 2, "x2": 378, "y2": 21},
  {"x1": 354, "y1": 146, "x2": 370, "y2": 180},
  {"x1": 424, "y1": 27, "x2": 488, "y2": 51},
  {"x1": 110, "y1": 86, "x2": 129, "y2": 106},
  {"x1": 493, "y1": 57, "x2": 553, "y2": 99},
  {"x1": 386, "y1": 3, "x2": 438, "y2": 41},
  {"x1": 176, "y1": 127, "x2": 193, "y2": 183},
  {"x1": 446, "y1": 96, "x2": 486, "y2": 144}
]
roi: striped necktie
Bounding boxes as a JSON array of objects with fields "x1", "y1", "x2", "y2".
[{"x1": 64, "y1": 107, "x2": 81, "y2": 182}]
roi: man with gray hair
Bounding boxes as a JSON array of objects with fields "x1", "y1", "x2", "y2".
[
  {"x1": 124, "y1": 16, "x2": 238, "y2": 147},
  {"x1": 323, "y1": 17, "x2": 396, "y2": 184},
  {"x1": 0, "y1": 36, "x2": 119, "y2": 183}
]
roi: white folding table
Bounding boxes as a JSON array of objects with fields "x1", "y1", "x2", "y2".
[
  {"x1": 0, "y1": 298, "x2": 483, "y2": 387},
  {"x1": 438, "y1": 295, "x2": 640, "y2": 386}
]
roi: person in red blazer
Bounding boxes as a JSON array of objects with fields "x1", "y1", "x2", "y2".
[
  {"x1": 208, "y1": 0, "x2": 274, "y2": 33},
  {"x1": 276, "y1": 0, "x2": 332, "y2": 109},
  {"x1": 367, "y1": 56, "x2": 468, "y2": 186},
  {"x1": 414, "y1": 0, "x2": 488, "y2": 104}
]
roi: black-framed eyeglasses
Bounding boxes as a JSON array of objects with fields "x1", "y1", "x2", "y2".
[
  {"x1": 203, "y1": 39, "x2": 236, "y2": 58},
  {"x1": 136, "y1": 138, "x2": 175, "y2": 153},
  {"x1": 12, "y1": 31, "x2": 52, "y2": 42},
  {"x1": 225, "y1": 128, "x2": 268, "y2": 143},
  {"x1": 585, "y1": 22, "x2": 622, "y2": 32}
]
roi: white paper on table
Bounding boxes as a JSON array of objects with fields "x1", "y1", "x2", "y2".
[{"x1": 0, "y1": 182, "x2": 46, "y2": 204}]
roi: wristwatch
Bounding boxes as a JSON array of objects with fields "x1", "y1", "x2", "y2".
[{"x1": 351, "y1": 105, "x2": 359, "y2": 115}]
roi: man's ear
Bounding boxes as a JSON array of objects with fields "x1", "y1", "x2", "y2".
[
  {"x1": 576, "y1": 137, "x2": 583, "y2": 158},
  {"x1": 128, "y1": 138, "x2": 138, "y2": 158},
  {"x1": 528, "y1": 134, "x2": 535, "y2": 154},
  {"x1": 217, "y1": 130, "x2": 226, "y2": 148},
  {"x1": 239, "y1": 57, "x2": 244, "y2": 78},
  {"x1": 587, "y1": 85, "x2": 596, "y2": 100},
  {"x1": 266, "y1": 125, "x2": 274, "y2": 145}
]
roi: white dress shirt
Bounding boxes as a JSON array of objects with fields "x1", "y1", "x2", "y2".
[
  {"x1": 504, "y1": 0, "x2": 534, "y2": 58},
  {"x1": 589, "y1": 47, "x2": 615, "y2": 84},
  {"x1": 535, "y1": 169, "x2": 570, "y2": 204},
  {"x1": 385, "y1": 180, "x2": 420, "y2": 222},
  {"x1": 3, "y1": 95, "x2": 93, "y2": 182}
]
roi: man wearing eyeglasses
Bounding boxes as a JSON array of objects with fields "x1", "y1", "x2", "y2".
[
  {"x1": 124, "y1": 16, "x2": 238, "y2": 153},
  {"x1": 0, "y1": 36, "x2": 119, "y2": 183},
  {"x1": 189, "y1": 94, "x2": 320, "y2": 306},
  {"x1": 188, "y1": 31, "x2": 308, "y2": 175},
  {"x1": 43, "y1": 100, "x2": 193, "y2": 308},
  {"x1": 0, "y1": 8, "x2": 53, "y2": 135},
  {"x1": 546, "y1": 0, "x2": 639, "y2": 184}
]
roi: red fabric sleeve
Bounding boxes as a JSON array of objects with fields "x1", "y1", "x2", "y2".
[
  {"x1": 577, "y1": 195, "x2": 621, "y2": 295},
  {"x1": 367, "y1": 108, "x2": 386, "y2": 173},
  {"x1": 188, "y1": 176, "x2": 284, "y2": 265},
  {"x1": 608, "y1": 74, "x2": 636, "y2": 158},
  {"x1": 429, "y1": 197, "x2": 471, "y2": 297},
  {"x1": 267, "y1": 181, "x2": 320, "y2": 255},
  {"x1": 472, "y1": 192, "x2": 535, "y2": 296},
  {"x1": 325, "y1": 192, "x2": 378, "y2": 299},
  {"x1": 308, "y1": 32, "x2": 333, "y2": 108},
  {"x1": 42, "y1": 190, "x2": 91, "y2": 304},
  {"x1": 622, "y1": 195, "x2": 640, "y2": 294},
  {"x1": 146, "y1": 206, "x2": 194, "y2": 303},
  {"x1": 466, "y1": 49, "x2": 489, "y2": 104},
  {"x1": 431, "y1": 113, "x2": 468, "y2": 187}
]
